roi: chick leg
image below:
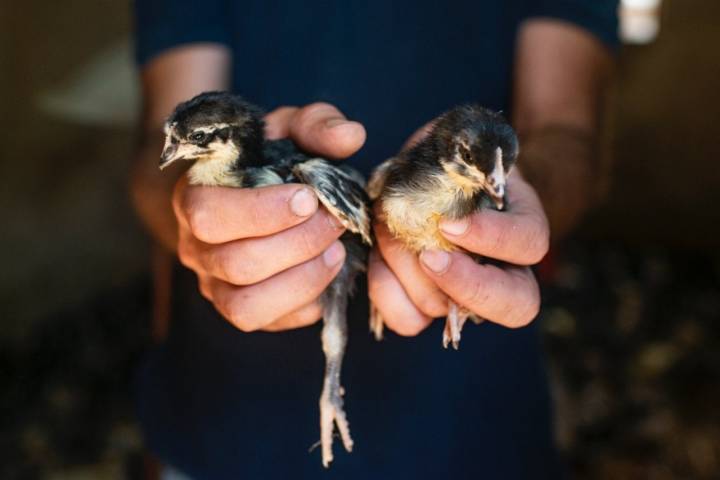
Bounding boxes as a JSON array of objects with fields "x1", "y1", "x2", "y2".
[
  {"x1": 442, "y1": 253, "x2": 486, "y2": 348},
  {"x1": 468, "y1": 313, "x2": 485, "y2": 325},
  {"x1": 319, "y1": 274, "x2": 354, "y2": 467},
  {"x1": 443, "y1": 301, "x2": 462, "y2": 349},
  {"x1": 444, "y1": 301, "x2": 477, "y2": 350},
  {"x1": 369, "y1": 302, "x2": 384, "y2": 340}
]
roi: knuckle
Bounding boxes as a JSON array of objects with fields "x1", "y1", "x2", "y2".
[
  {"x1": 185, "y1": 197, "x2": 215, "y2": 242},
  {"x1": 391, "y1": 319, "x2": 426, "y2": 337},
  {"x1": 506, "y1": 298, "x2": 540, "y2": 329},
  {"x1": 294, "y1": 102, "x2": 335, "y2": 131},
  {"x1": 303, "y1": 102, "x2": 336, "y2": 118},
  {"x1": 523, "y1": 219, "x2": 550, "y2": 264},
  {"x1": 222, "y1": 295, "x2": 260, "y2": 333},
  {"x1": 415, "y1": 295, "x2": 446, "y2": 318},
  {"x1": 197, "y1": 277, "x2": 213, "y2": 301},
  {"x1": 506, "y1": 276, "x2": 541, "y2": 328},
  {"x1": 495, "y1": 300, "x2": 522, "y2": 328},
  {"x1": 215, "y1": 244, "x2": 259, "y2": 285},
  {"x1": 303, "y1": 301, "x2": 324, "y2": 322},
  {"x1": 177, "y1": 241, "x2": 194, "y2": 268}
]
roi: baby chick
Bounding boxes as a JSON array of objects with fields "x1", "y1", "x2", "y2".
[
  {"x1": 368, "y1": 105, "x2": 518, "y2": 349},
  {"x1": 159, "y1": 92, "x2": 372, "y2": 467}
]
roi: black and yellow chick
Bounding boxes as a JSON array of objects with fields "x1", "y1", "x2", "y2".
[
  {"x1": 368, "y1": 105, "x2": 518, "y2": 349},
  {"x1": 159, "y1": 92, "x2": 372, "y2": 467}
]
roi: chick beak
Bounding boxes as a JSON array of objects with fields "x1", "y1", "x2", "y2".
[
  {"x1": 159, "y1": 143, "x2": 182, "y2": 170},
  {"x1": 486, "y1": 182, "x2": 505, "y2": 210},
  {"x1": 485, "y1": 147, "x2": 506, "y2": 210}
]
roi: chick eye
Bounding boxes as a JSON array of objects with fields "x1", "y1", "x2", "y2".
[{"x1": 189, "y1": 131, "x2": 207, "y2": 143}]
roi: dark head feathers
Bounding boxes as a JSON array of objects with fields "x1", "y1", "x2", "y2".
[
  {"x1": 414, "y1": 104, "x2": 519, "y2": 173},
  {"x1": 167, "y1": 91, "x2": 265, "y2": 138}
]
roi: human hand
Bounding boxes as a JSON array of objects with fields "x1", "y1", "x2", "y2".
[
  {"x1": 368, "y1": 129, "x2": 549, "y2": 336},
  {"x1": 173, "y1": 103, "x2": 366, "y2": 332}
]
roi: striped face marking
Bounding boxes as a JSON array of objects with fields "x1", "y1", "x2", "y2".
[
  {"x1": 159, "y1": 122, "x2": 238, "y2": 173},
  {"x1": 440, "y1": 141, "x2": 488, "y2": 196}
]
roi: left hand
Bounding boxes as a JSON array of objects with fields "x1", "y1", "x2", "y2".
[{"x1": 368, "y1": 164, "x2": 549, "y2": 336}]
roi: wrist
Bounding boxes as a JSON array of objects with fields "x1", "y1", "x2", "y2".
[{"x1": 517, "y1": 126, "x2": 603, "y2": 239}]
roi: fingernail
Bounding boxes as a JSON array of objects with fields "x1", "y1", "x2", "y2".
[
  {"x1": 325, "y1": 118, "x2": 350, "y2": 129},
  {"x1": 420, "y1": 250, "x2": 450, "y2": 273},
  {"x1": 323, "y1": 241, "x2": 345, "y2": 267},
  {"x1": 439, "y1": 217, "x2": 470, "y2": 236},
  {"x1": 290, "y1": 188, "x2": 318, "y2": 217}
]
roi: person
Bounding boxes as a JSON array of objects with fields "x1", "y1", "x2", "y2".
[{"x1": 130, "y1": 1, "x2": 617, "y2": 478}]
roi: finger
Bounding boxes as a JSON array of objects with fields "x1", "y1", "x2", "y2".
[
  {"x1": 264, "y1": 106, "x2": 299, "y2": 139},
  {"x1": 194, "y1": 208, "x2": 345, "y2": 285},
  {"x1": 367, "y1": 249, "x2": 433, "y2": 337},
  {"x1": 177, "y1": 225, "x2": 203, "y2": 272},
  {"x1": 438, "y1": 173, "x2": 550, "y2": 265},
  {"x1": 287, "y1": 102, "x2": 366, "y2": 159},
  {"x1": 197, "y1": 272, "x2": 213, "y2": 301},
  {"x1": 174, "y1": 181, "x2": 320, "y2": 244},
  {"x1": 374, "y1": 216, "x2": 448, "y2": 318},
  {"x1": 419, "y1": 250, "x2": 540, "y2": 329},
  {"x1": 401, "y1": 121, "x2": 434, "y2": 150},
  {"x1": 261, "y1": 300, "x2": 323, "y2": 332},
  {"x1": 208, "y1": 241, "x2": 346, "y2": 332}
]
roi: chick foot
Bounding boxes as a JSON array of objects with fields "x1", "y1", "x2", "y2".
[
  {"x1": 319, "y1": 385, "x2": 353, "y2": 467},
  {"x1": 443, "y1": 300, "x2": 473, "y2": 349},
  {"x1": 369, "y1": 302, "x2": 384, "y2": 340}
]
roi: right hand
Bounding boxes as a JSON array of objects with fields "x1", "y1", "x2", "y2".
[{"x1": 172, "y1": 103, "x2": 366, "y2": 332}]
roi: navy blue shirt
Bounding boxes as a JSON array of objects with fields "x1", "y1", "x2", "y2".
[{"x1": 134, "y1": 2, "x2": 617, "y2": 478}]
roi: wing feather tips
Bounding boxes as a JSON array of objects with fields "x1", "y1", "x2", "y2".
[{"x1": 292, "y1": 159, "x2": 373, "y2": 246}]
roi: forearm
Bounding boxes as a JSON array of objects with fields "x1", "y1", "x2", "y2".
[
  {"x1": 130, "y1": 131, "x2": 184, "y2": 251},
  {"x1": 518, "y1": 125, "x2": 604, "y2": 240},
  {"x1": 512, "y1": 19, "x2": 613, "y2": 241}
]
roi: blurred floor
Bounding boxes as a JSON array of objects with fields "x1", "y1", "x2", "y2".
[
  {"x1": 0, "y1": 278, "x2": 151, "y2": 479},
  {"x1": 543, "y1": 244, "x2": 720, "y2": 479},
  {"x1": 2, "y1": 243, "x2": 719, "y2": 479}
]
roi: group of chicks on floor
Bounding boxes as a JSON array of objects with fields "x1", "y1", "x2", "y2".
[{"x1": 159, "y1": 92, "x2": 518, "y2": 467}]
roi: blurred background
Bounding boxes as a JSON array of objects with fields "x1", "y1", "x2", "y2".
[{"x1": 2, "y1": 0, "x2": 719, "y2": 478}]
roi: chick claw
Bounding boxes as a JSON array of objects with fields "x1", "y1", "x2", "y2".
[
  {"x1": 319, "y1": 386, "x2": 353, "y2": 468},
  {"x1": 443, "y1": 301, "x2": 476, "y2": 350},
  {"x1": 369, "y1": 303, "x2": 385, "y2": 340}
]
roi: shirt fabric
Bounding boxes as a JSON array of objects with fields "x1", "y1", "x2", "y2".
[{"x1": 133, "y1": 1, "x2": 618, "y2": 478}]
